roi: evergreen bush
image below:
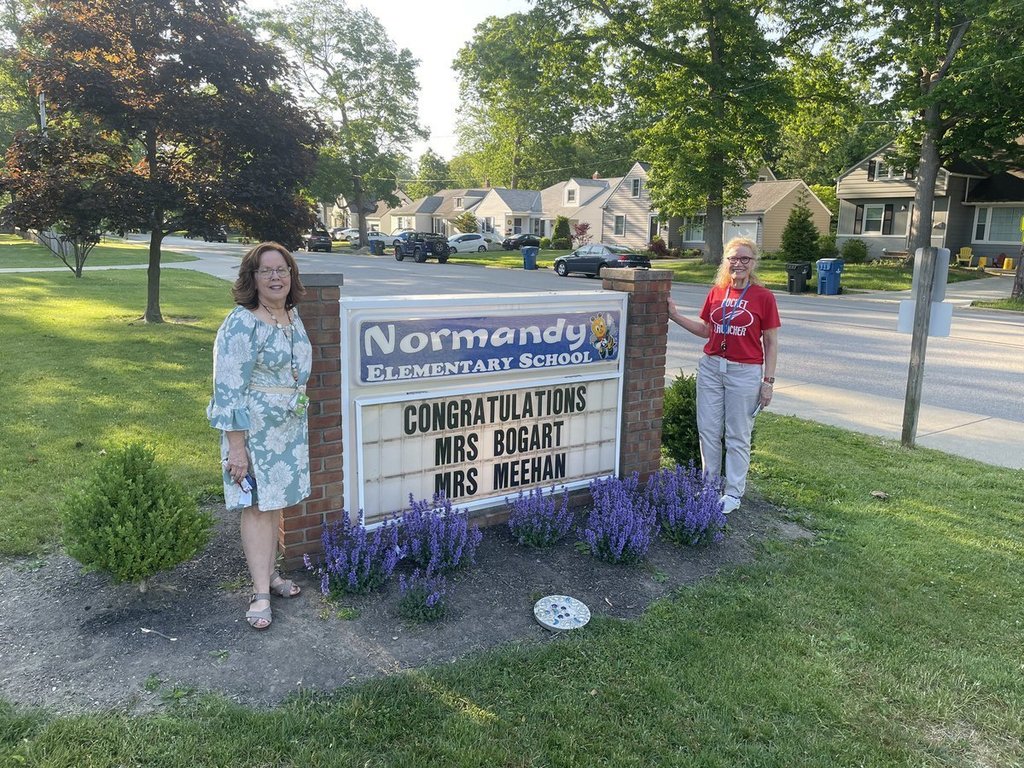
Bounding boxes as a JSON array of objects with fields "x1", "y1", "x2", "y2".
[
  {"x1": 840, "y1": 238, "x2": 869, "y2": 264},
  {"x1": 61, "y1": 443, "x2": 212, "y2": 592},
  {"x1": 780, "y1": 202, "x2": 820, "y2": 263},
  {"x1": 553, "y1": 215, "x2": 571, "y2": 243},
  {"x1": 551, "y1": 237, "x2": 571, "y2": 250},
  {"x1": 539, "y1": 237, "x2": 551, "y2": 249},
  {"x1": 661, "y1": 371, "x2": 700, "y2": 465}
]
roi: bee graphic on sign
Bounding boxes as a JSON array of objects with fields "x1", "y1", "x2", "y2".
[{"x1": 589, "y1": 312, "x2": 617, "y2": 359}]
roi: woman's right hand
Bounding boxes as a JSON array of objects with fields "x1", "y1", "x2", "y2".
[
  {"x1": 224, "y1": 443, "x2": 249, "y2": 485},
  {"x1": 667, "y1": 296, "x2": 678, "y2": 318}
]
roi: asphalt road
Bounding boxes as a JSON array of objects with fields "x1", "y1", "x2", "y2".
[{"x1": 161, "y1": 237, "x2": 1023, "y2": 468}]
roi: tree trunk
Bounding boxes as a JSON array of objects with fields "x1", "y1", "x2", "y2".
[
  {"x1": 144, "y1": 228, "x2": 164, "y2": 323},
  {"x1": 143, "y1": 129, "x2": 164, "y2": 323}
]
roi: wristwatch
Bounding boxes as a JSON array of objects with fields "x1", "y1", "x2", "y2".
[{"x1": 762, "y1": 377, "x2": 775, "y2": 384}]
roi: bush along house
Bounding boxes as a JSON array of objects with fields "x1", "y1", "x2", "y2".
[{"x1": 835, "y1": 142, "x2": 1024, "y2": 266}]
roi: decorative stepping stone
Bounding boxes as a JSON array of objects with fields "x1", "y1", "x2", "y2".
[{"x1": 533, "y1": 595, "x2": 591, "y2": 631}]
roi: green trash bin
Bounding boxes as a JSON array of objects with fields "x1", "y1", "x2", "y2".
[{"x1": 522, "y1": 246, "x2": 539, "y2": 270}]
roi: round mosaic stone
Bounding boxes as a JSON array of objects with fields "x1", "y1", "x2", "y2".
[{"x1": 533, "y1": 595, "x2": 591, "y2": 632}]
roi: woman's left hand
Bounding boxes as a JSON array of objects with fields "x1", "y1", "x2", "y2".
[{"x1": 759, "y1": 381, "x2": 774, "y2": 407}]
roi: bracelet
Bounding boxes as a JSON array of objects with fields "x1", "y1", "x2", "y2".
[
  {"x1": 762, "y1": 377, "x2": 775, "y2": 384},
  {"x1": 761, "y1": 381, "x2": 774, "y2": 387}
]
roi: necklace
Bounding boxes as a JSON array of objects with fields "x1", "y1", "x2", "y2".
[{"x1": 260, "y1": 303, "x2": 299, "y2": 382}]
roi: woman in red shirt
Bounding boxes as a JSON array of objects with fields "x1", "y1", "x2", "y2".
[{"x1": 667, "y1": 237, "x2": 780, "y2": 514}]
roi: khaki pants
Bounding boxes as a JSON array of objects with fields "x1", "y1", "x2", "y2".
[{"x1": 696, "y1": 354, "x2": 762, "y2": 498}]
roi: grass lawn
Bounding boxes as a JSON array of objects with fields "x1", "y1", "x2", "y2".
[
  {"x1": 2, "y1": 268, "x2": 1024, "y2": 766},
  {"x1": 0, "y1": 234, "x2": 197, "y2": 269},
  {"x1": 972, "y1": 297, "x2": 1024, "y2": 311},
  {"x1": 450, "y1": 248, "x2": 989, "y2": 292}
]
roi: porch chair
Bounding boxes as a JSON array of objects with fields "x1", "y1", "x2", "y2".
[{"x1": 955, "y1": 246, "x2": 972, "y2": 266}]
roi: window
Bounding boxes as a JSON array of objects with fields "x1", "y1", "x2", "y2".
[
  {"x1": 455, "y1": 197, "x2": 463, "y2": 210},
  {"x1": 975, "y1": 206, "x2": 1024, "y2": 242},
  {"x1": 567, "y1": 189, "x2": 576, "y2": 203},
  {"x1": 683, "y1": 215, "x2": 705, "y2": 242},
  {"x1": 614, "y1": 215, "x2": 626, "y2": 236},
  {"x1": 631, "y1": 178, "x2": 642, "y2": 197},
  {"x1": 853, "y1": 203, "x2": 894, "y2": 235}
]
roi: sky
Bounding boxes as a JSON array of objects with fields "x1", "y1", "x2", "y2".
[{"x1": 246, "y1": 0, "x2": 533, "y2": 162}]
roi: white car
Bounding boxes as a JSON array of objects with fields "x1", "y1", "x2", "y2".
[
  {"x1": 367, "y1": 230, "x2": 402, "y2": 247},
  {"x1": 447, "y1": 232, "x2": 502, "y2": 253},
  {"x1": 337, "y1": 227, "x2": 360, "y2": 243}
]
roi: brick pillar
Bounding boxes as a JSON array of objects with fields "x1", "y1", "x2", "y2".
[
  {"x1": 280, "y1": 273, "x2": 345, "y2": 568},
  {"x1": 602, "y1": 268, "x2": 674, "y2": 481}
]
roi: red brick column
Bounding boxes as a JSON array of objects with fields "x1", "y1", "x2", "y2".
[
  {"x1": 281, "y1": 273, "x2": 345, "y2": 568},
  {"x1": 602, "y1": 268, "x2": 674, "y2": 482}
]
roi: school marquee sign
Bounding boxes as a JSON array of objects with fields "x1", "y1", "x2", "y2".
[{"x1": 340, "y1": 292, "x2": 628, "y2": 523}]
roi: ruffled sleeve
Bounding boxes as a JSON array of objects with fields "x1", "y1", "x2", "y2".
[{"x1": 207, "y1": 307, "x2": 257, "y2": 431}]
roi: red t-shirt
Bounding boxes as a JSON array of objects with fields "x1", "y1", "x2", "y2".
[{"x1": 699, "y1": 283, "x2": 780, "y2": 364}]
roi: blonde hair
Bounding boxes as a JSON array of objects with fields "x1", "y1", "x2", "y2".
[{"x1": 714, "y1": 237, "x2": 761, "y2": 289}]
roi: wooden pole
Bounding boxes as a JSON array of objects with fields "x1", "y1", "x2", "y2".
[{"x1": 901, "y1": 246, "x2": 937, "y2": 447}]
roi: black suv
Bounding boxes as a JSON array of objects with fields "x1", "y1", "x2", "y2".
[
  {"x1": 394, "y1": 232, "x2": 450, "y2": 263},
  {"x1": 304, "y1": 230, "x2": 332, "y2": 252},
  {"x1": 502, "y1": 233, "x2": 540, "y2": 250}
]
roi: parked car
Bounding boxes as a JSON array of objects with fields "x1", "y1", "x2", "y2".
[
  {"x1": 367, "y1": 230, "x2": 402, "y2": 248},
  {"x1": 394, "y1": 232, "x2": 450, "y2": 263},
  {"x1": 304, "y1": 229, "x2": 333, "y2": 252},
  {"x1": 336, "y1": 227, "x2": 360, "y2": 243},
  {"x1": 202, "y1": 225, "x2": 228, "y2": 243},
  {"x1": 447, "y1": 232, "x2": 502, "y2": 253},
  {"x1": 502, "y1": 233, "x2": 541, "y2": 250},
  {"x1": 552, "y1": 243, "x2": 651, "y2": 277}
]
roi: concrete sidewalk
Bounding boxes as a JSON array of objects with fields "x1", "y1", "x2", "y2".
[{"x1": 768, "y1": 379, "x2": 1022, "y2": 470}]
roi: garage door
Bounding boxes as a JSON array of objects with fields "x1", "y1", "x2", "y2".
[{"x1": 725, "y1": 220, "x2": 759, "y2": 243}]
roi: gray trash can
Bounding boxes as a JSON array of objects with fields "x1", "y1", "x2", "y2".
[
  {"x1": 522, "y1": 245, "x2": 539, "y2": 270},
  {"x1": 785, "y1": 262, "x2": 811, "y2": 294}
]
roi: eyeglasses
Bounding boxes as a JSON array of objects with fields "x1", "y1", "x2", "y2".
[
  {"x1": 256, "y1": 267, "x2": 291, "y2": 278},
  {"x1": 727, "y1": 256, "x2": 753, "y2": 264}
]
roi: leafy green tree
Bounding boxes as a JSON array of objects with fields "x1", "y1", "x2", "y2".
[
  {"x1": 268, "y1": 0, "x2": 425, "y2": 246},
  {"x1": 0, "y1": 0, "x2": 37, "y2": 150},
  {"x1": 454, "y1": 8, "x2": 611, "y2": 189},
  {"x1": 853, "y1": 0, "x2": 1024, "y2": 252},
  {"x1": 538, "y1": 0, "x2": 791, "y2": 264},
  {"x1": 406, "y1": 149, "x2": 450, "y2": 199},
  {"x1": 774, "y1": 48, "x2": 894, "y2": 187},
  {"x1": 452, "y1": 211, "x2": 478, "y2": 234},
  {"x1": 2, "y1": 120, "x2": 130, "y2": 275},
  {"x1": 26, "y1": 0, "x2": 317, "y2": 322}
]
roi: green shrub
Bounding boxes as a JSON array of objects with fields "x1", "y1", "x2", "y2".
[
  {"x1": 840, "y1": 238, "x2": 869, "y2": 264},
  {"x1": 553, "y1": 216, "x2": 571, "y2": 243},
  {"x1": 648, "y1": 236, "x2": 670, "y2": 259},
  {"x1": 817, "y1": 232, "x2": 838, "y2": 259},
  {"x1": 62, "y1": 443, "x2": 213, "y2": 592},
  {"x1": 662, "y1": 372, "x2": 700, "y2": 465},
  {"x1": 551, "y1": 237, "x2": 571, "y2": 250},
  {"x1": 539, "y1": 237, "x2": 551, "y2": 249},
  {"x1": 780, "y1": 202, "x2": 821, "y2": 263}
]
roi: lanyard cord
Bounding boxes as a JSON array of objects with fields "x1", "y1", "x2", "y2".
[{"x1": 718, "y1": 282, "x2": 751, "y2": 352}]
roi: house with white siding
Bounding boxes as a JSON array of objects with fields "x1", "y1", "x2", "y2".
[{"x1": 835, "y1": 143, "x2": 1024, "y2": 262}]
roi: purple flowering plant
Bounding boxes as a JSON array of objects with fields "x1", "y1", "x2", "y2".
[
  {"x1": 506, "y1": 486, "x2": 573, "y2": 548},
  {"x1": 400, "y1": 493, "x2": 483, "y2": 573},
  {"x1": 579, "y1": 472, "x2": 658, "y2": 564},
  {"x1": 304, "y1": 512, "x2": 400, "y2": 596},
  {"x1": 646, "y1": 463, "x2": 726, "y2": 546},
  {"x1": 397, "y1": 568, "x2": 449, "y2": 622}
]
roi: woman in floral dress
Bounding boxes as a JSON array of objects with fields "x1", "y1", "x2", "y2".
[{"x1": 208, "y1": 242, "x2": 313, "y2": 629}]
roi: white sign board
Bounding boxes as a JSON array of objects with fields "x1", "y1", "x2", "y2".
[
  {"x1": 340, "y1": 292, "x2": 628, "y2": 523},
  {"x1": 897, "y1": 300, "x2": 953, "y2": 337}
]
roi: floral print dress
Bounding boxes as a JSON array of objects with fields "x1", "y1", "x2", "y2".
[{"x1": 207, "y1": 305, "x2": 313, "y2": 511}]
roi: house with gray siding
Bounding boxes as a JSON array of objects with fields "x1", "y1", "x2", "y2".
[{"x1": 836, "y1": 143, "x2": 1024, "y2": 262}]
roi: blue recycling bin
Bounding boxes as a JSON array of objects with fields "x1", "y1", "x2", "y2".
[
  {"x1": 816, "y1": 258, "x2": 844, "y2": 295},
  {"x1": 370, "y1": 239, "x2": 384, "y2": 255},
  {"x1": 522, "y1": 245, "x2": 539, "y2": 270}
]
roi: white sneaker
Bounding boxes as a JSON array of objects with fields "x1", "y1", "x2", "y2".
[{"x1": 719, "y1": 494, "x2": 741, "y2": 515}]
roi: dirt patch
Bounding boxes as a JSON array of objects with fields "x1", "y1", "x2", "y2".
[{"x1": 0, "y1": 498, "x2": 808, "y2": 714}]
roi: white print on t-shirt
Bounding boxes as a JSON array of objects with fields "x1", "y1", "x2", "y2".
[{"x1": 710, "y1": 299, "x2": 754, "y2": 336}]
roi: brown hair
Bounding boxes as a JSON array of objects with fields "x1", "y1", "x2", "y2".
[
  {"x1": 232, "y1": 242, "x2": 305, "y2": 310},
  {"x1": 714, "y1": 237, "x2": 761, "y2": 289}
]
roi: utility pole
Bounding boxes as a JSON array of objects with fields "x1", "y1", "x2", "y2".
[{"x1": 901, "y1": 246, "x2": 938, "y2": 447}]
